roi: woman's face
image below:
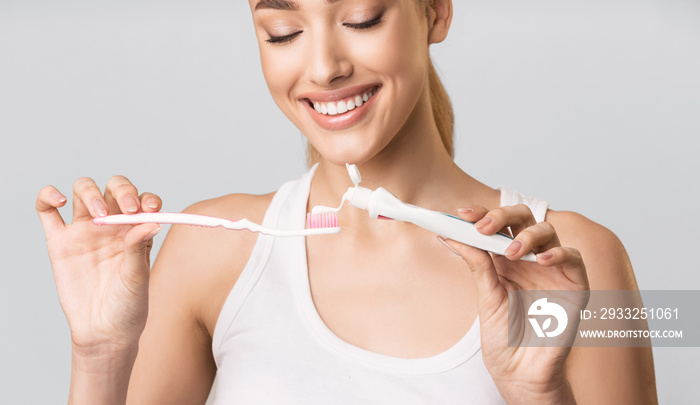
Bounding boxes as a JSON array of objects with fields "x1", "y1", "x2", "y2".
[{"x1": 249, "y1": 0, "x2": 433, "y2": 165}]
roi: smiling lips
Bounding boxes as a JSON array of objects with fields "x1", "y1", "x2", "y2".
[
  {"x1": 310, "y1": 88, "x2": 378, "y2": 116},
  {"x1": 299, "y1": 84, "x2": 380, "y2": 131}
]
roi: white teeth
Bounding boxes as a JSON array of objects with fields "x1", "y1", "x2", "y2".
[
  {"x1": 355, "y1": 95, "x2": 363, "y2": 108},
  {"x1": 327, "y1": 103, "x2": 338, "y2": 115},
  {"x1": 311, "y1": 88, "x2": 377, "y2": 116}
]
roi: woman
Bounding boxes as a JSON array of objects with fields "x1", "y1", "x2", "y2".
[{"x1": 36, "y1": 0, "x2": 656, "y2": 403}]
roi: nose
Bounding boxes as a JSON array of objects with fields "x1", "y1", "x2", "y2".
[{"x1": 307, "y1": 30, "x2": 353, "y2": 86}]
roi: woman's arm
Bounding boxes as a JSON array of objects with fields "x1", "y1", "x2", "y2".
[
  {"x1": 549, "y1": 211, "x2": 658, "y2": 404},
  {"x1": 445, "y1": 204, "x2": 656, "y2": 404},
  {"x1": 126, "y1": 193, "x2": 274, "y2": 404},
  {"x1": 36, "y1": 177, "x2": 164, "y2": 405},
  {"x1": 37, "y1": 175, "x2": 273, "y2": 404}
]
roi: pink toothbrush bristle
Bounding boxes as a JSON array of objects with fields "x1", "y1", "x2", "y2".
[{"x1": 306, "y1": 212, "x2": 339, "y2": 229}]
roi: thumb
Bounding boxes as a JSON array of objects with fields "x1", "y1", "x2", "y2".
[
  {"x1": 443, "y1": 238, "x2": 506, "y2": 306},
  {"x1": 121, "y1": 223, "x2": 162, "y2": 295}
]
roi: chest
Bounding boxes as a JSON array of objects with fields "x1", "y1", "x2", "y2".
[{"x1": 305, "y1": 230, "x2": 478, "y2": 358}]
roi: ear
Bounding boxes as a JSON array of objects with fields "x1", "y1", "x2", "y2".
[{"x1": 427, "y1": 0, "x2": 453, "y2": 44}]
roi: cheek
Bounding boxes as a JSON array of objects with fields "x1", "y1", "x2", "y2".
[
  {"x1": 258, "y1": 44, "x2": 304, "y2": 109},
  {"x1": 355, "y1": 21, "x2": 427, "y2": 82},
  {"x1": 354, "y1": 18, "x2": 429, "y2": 129}
]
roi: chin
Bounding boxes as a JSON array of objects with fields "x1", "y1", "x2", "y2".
[
  {"x1": 314, "y1": 148, "x2": 371, "y2": 167},
  {"x1": 310, "y1": 132, "x2": 392, "y2": 167}
]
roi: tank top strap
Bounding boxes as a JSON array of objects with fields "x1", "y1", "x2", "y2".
[
  {"x1": 496, "y1": 186, "x2": 550, "y2": 223},
  {"x1": 211, "y1": 164, "x2": 318, "y2": 361}
]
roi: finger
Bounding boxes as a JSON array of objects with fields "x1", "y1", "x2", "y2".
[
  {"x1": 537, "y1": 246, "x2": 589, "y2": 287},
  {"x1": 503, "y1": 221, "x2": 561, "y2": 260},
  {"x1": 139, "y1": 192, "x2": 162, "y2": 213},
  {"x1": 36, "y1": 185, "x2": 67, "y2": 238},
  {"x1": 444, "y1": 238, "x2": 506, "y2": 308},
  {"x1": 471, "y1": 204, "x2": 536, "y2": 237},
  {"x1": 72, "y1": 177, "x2": 109, "y2": 220},
  {"x1": 454, "y1": 205, "x2": 489, "y2": 223},
  {"x1": 457, "y1": 205, "x2": 513, "y2": 237},
  {"x1": 121, "y1": 223, "x2": 163, "y2": 297},
  {"x1": 105, "y1": 175, "x2": 141, "y2": 215}
]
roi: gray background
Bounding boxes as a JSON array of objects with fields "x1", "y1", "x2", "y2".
[{"x1": 1, "y1": 0, "x2": 698, "y2": 403}]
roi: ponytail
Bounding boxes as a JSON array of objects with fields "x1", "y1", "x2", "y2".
[{"x1": 427, "y1": 58, "x2": 454, "y2": 158}]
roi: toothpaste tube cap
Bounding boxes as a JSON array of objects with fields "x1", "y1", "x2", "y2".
[{"x1": 346, "y1": 163, "x2": 362, "y2": 186}]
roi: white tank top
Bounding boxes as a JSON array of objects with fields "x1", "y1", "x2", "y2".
[{"x1": 211, "y1": 166, "x2": 549, "y2": 404}]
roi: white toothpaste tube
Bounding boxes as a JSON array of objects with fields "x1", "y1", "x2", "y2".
[{"x1": 328, "y1": 164, "x2": 536, "y2": 262}]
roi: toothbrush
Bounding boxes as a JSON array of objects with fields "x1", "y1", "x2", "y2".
[
  {"x1": 93, "y1": 211, "x2": 340, "y2": 237},
  {"x1": 311, "y1": 164, "x2": 537, "y2": 262}
]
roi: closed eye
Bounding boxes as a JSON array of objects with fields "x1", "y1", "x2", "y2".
[
  {"x1": 266, "y1": 31, "x2": 302, "y2": 45},
  {"x1": 344, "y1": 13, "x2": 383, "y2": 30}
]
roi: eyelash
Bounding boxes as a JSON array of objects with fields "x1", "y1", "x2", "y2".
[
  {"x1": 344, "y1": 14, "x2": 384, "y2": 30},
  {"x1": 265, "y1": 14, "x2": 384, "y2": 45},
  {"x1": 265, "y1": 32, "x2": 301, "y2": 45}
]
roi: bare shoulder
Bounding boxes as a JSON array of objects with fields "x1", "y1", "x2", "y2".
[
  {"x1": 184, "y1": 191, "x2": 276, "y2": 220},
  {"x1": 153, "y1": 191, "x2": 276, "y2": 334},
  {"x1": 546, "y1": 211, "x2": 657, "y2": 404},
  {"x1": 545, "y1": 210, "x2": 638, "y2": 290}
]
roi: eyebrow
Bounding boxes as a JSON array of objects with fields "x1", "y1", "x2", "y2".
[
  {"x1": 254, "y1": 0, "x2": 341, "y2": 11},
  {"x1": 255, "y1": 0, "x2": 297, "y2": 11}
]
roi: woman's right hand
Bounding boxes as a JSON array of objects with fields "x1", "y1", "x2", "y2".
[{"x1": 36, "y1": 176, "x2": 163, "y2": 358}]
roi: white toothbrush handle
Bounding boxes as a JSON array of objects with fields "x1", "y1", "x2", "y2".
[
  {"x1": 93, "y1": 213, "x2": 340, "y2": 237},
  {"x1": 93, "y1": 212, "x2": 229, "y2": 227}
]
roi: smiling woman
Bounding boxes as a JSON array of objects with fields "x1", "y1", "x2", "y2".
[
  {"x1": 34, "y1": 0, "x2": 658, "y2": 404},
  {"x1": 251, "y1": 0, "x2": 446, "y2": 169}
]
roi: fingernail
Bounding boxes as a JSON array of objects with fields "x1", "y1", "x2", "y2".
[
  {"x1": 124, "y1": 195, "x2": 139, "y2": 213},
  {"x1": 504, "y1": 240, "x2": 522, "y2": 256},
  {"x1": 146, "y1": 198, "x2": 159, "y2": 209},
  {"x1": 537, "y1": 252, "x2": 554, "y2": 261},
  {"x1": 91, "y1": 199, "x2": 108, "y2": 217},
  {"x1": 457, "y1": 207, "x2": 475, "y2": 213},
  {"x1": 475, "y1": 216, "x2": 492, "y2": 229},
  {"x1": 437, "y1": 235, "x2": 461, "y2": 257},
  {"x1": 142, "y1": 225, "x2": 162, "y2": 242},
  {"x1": 52, "y1": 192, "x2": 67, "y2": 204}
]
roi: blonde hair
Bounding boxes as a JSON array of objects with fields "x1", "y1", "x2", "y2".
[{"x1": 305, "y1": 1, "x2": 454, "y2": 167}]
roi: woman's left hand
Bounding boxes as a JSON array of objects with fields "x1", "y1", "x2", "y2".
[{"x1": 444, "y1": 205, "x2": 589, "y2": 405}]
